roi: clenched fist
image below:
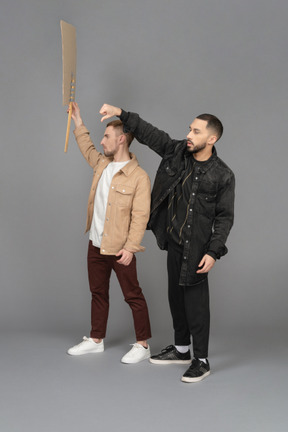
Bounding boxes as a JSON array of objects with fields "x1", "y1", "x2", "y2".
[{"x1": 99, "y1": 104, "x2": 122, "y2": 122}]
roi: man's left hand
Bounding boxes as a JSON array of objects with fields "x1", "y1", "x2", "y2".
[
  {"x1": 196, "y1": 254, "x2": 216, "y2": 274},
  {"x1": 116, "y1": 249, "x2": 134, "y2": 266}
]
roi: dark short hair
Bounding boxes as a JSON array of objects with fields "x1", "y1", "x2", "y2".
[
  {"x1": 196, "y1": 114, "x2": 223, "y2": 141},
  {"x1": 106, "y1": 119, "x2": 134, "y2": 147}
]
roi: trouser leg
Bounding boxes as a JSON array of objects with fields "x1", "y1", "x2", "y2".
[
  {"x1": 167, "y1": 246, "x2": 191, "y2": 346},
  {"x1": 113, "y1": 254, "x2": 152, "y2": 341},
  {"x1": 167, "y1": 245, "x2": 210, "y2": 358},
  {"x1": 184, "y1": 277, "x2": 210, "y2": 359},
  {"x1": 87, "y1": 241, "x2": 112, "y2": 339}
]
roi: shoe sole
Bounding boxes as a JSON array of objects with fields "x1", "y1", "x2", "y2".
[
  {"x1": 149, "y1": 358, "x2": 191, "y2": 365},
  {"x1": 67, "y1": 349, "x2": 104, "y2": 356},
  {"x1": 181, "y1": 370, "x2": 210, "y2": 382},
  {"x1": 121, "y1": 355, "x2": 150, "y2": 364}
]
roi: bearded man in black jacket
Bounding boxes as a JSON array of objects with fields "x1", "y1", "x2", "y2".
[{"x1": 100, "y1": 103, "x2": 235, "y2": 383}]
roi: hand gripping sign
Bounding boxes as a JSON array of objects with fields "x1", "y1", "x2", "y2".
[{"x1": 60, "y1": 20, "x2": 76, "y2": 153}]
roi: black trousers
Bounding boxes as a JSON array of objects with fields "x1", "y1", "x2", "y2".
[{"x1": 167, "y1": 245, "x2": 210, "y2": 358}]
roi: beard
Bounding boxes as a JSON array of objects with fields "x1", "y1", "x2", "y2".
[
  {"x1": 186, "y1": 141, "x2": 206, "y2": 154},
  {"x1": 103, "y1": 148, "x2": 116, "y2": 157},
  {"x1": 104, "y1": 150, "x2": 113, "y2": 157}
]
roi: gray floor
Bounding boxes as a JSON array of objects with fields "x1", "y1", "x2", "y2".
[{"x1": 1, "y1": 327, "x2": 287, "y2": 432}]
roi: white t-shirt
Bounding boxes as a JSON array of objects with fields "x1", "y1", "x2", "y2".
[{"x1": 89, "y1": 160, "x2": 130, "y2": 248}]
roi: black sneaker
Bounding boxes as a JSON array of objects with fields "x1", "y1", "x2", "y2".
[
  {"x1": 150, "y1": 345, "x2": 191, "y2": 364},
  {"x1": 181, "y1": 358, "x2": 210, "y2": 382}
]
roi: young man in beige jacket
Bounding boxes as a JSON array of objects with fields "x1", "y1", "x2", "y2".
[{"x1": 67, "y1": 102, "x2": 152, "y2": 363}]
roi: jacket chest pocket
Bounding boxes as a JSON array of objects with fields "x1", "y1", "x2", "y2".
[
  {"x1": 195, "y1": 192, "x2": 217, "y2": 219},
  {"x1": 115, "y1": 185, "x2": 134, "y2": 207}
]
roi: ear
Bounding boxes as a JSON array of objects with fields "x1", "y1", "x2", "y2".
[
  {"x1": 208, "y1": 135, "x2": 217, "y2": 146},
  {"x1": 118, "y1": 134, "x2": 126, "y2": 146}
]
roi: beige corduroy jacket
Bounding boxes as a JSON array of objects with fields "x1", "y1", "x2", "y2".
[{"x1": 74, "y1": 125, "x2": 151, "y2": 255}]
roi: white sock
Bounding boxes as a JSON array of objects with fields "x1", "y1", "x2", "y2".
[
  {"x1": 199, "y1": 357, "x2": 207, "y2": 363},
  {"x1": 175, "y1": 345, "x2": 190, "y2": 354}
]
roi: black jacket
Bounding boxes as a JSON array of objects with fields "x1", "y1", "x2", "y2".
[{"x1": 120, "y1": 110, "x2": 235, "y2": 285}]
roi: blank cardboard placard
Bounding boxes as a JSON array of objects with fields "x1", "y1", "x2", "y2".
[{"x1": 61, "y1": 20, "x2": 76, "y2": 106}]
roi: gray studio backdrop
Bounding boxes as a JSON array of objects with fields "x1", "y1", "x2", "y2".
[{"x1": 1, "y1": 0, "x2": 287, "y2": 341}]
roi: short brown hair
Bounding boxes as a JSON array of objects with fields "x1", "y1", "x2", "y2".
[{"x1": 106, "y1": 119, "x2": 134, "y2": 147}]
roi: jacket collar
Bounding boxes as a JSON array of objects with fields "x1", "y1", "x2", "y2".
[
  {"x1": 120, "y1": 152, "x2": 139, "y2": 176},
  {"x1": 102, "y1": 152, "x2": 139, "y2": 177},
  {"x1": 184, "y1": 146, "x2": 218, "y2": 174}
]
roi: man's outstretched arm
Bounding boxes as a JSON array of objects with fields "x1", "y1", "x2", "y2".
[{"x1": 99, "y1": 103, "x2": 176, "y2": 158}]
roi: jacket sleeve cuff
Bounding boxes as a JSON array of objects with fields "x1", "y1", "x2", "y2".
[
  {"x1": 207, "y1": 239, "x2": 228, "y2": 260},
  {"x1": 119, "y1": 109, "x2": 129, "y2": 122},
  {"x1": 123, "y1": 242, "x2": 145, "y2": 253},
  {"x1": 206, "y1": 251, "x2": 217, "y2": 261}
]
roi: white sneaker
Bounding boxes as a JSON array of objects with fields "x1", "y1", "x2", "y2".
[
  {"x1": 121, "y1": 343, "x2": 151, "y2": 364},
  {"x1": 67, "y1": 337, "x2": 104, "y2": 356}
]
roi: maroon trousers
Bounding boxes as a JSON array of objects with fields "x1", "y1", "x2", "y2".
[{"x1": 87, "y1": 241, "x2": 151, "y2": 341}]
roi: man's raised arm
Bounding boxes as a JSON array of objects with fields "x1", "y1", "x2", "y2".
[
  {"x1": 71, "y1": 102, "x2": 84, "y2": 128},
  {"x1": 72, "y1": 102, "x2": 102, "y2": 168},
  {"x1": 99, "y1": 103, "x2": 176, "y2": 158}
]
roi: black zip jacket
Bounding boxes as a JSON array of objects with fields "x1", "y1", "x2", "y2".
[{"x1": 120, "y1": 110, "x2": 235, "y2": 285}]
